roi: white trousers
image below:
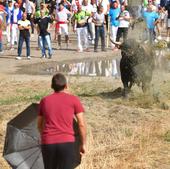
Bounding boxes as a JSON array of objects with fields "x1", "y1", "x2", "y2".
[
  {"x1": 6, "y1": 24, "x2": 12, "y2": 43},
  {"x1": 110, "y1": 25, "x2": 118, "y2": 48},
  {"x1": 76, "y1": 27, "x2": 89, "y2": 51},
  {"x1": 11, "y1": 24, "x2": 18, "y2": 45},
  {"x1": 58, "y1": 24, "x2": 68, "y2": 35}
]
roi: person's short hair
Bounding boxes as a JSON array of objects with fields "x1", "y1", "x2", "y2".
[{"x1": 51, "y1": 73, "x2": 67, "y2": 92}]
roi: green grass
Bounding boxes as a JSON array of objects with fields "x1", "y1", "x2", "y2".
[
  {"x1": 164, "y1": 131, "x2": 170, "y2": 142},
  {"x1": 0, "y1": 89, "x2": 49, "y2": 106}
]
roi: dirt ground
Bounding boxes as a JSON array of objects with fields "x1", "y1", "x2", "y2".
[{"x1": 0, "y1": 29, "x2": 170, "y2": 169}]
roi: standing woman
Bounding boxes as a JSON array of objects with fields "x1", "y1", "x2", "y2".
[{"x1": 38, "y1": 73, "x2": 86, "y2": 169}]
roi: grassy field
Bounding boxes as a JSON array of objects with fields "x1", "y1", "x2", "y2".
[{"x1": 0, "y1": 74, "x2": 170, "y2": 169}]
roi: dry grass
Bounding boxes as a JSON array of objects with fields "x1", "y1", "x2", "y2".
[{"x1": 0, "y1": 76, "x2": 170, "y2": 169}]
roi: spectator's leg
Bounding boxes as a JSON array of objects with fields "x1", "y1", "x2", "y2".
[
  {"x1": 76, "y1": 28, "x2": 83, "y2": 51},
  {"x1": 58, "y1": 34, "x2": 61, "y2": 48},
  {"x1": 116, "y1": 27, "x2": 122, "y2": 42},
  {"x1": 25, "y1": 36, "x2": 30, "y2": 57},
  {"x1": 83, "y1": 26, "x2": 89, "y2": 50},
  {"x1": 6, "y1": 24, "x2": 11, "y2": 44},
  {"x1": 63, "y1": 24, "x2": 69, "y2": 48},
  {"x1": 39, "y1": 35, "x2": 46, "y2": 57},
  {"x1": 0, "y1": 41, "x2": 2, "y2": 52},
  {"x1": 101, "y1": 25, "x2": 106, "y2": 51},
  {"x1": 94, "y1": 26, "x2": 99, "y2": 51},
  {"x1": 45, "y1": 34, "x2": 53, "y2": 57},
  {"x1": 11, "y1": 24, "x2": 15, "y2": 47},
  {"x1": 17, "y1": 35, "x2": 24, "y2": 56},
  {"x1": 123, "y1": 28, "x2": 128, "y2": 42},
  {"x1": 87, "y1": 22, "x2": 93, "y2": 40},
  {"x1": 105, "y1": 14, "x2": 109, "y2": 31},
  {"x1": 110, "y1": 25, "x2": 118, "y2": 48}
]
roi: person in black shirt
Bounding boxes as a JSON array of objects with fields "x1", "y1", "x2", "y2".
[
  {"x1": 16, "y1": 12, "x2": 31, "y2": 60},
  {"x1": 35, "y1": 9, "x2": 53, "y2": 58}
]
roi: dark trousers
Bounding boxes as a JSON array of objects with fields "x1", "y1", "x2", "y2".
[
  {"x1": 18, "y1": 35, "x2": 30, "y2": 57},
  {"x1": 116, "y1": 27, "x2": 128, "y2": 42},
  {"x1": 94, "y1": 25, "x2": 105, "y2": 50},
  {"x1": 105, "y1": 14, "x2": 109, "y2": 31},
  {"x1": 27, "y1": 13, "x2": 34, "y2": 34},
  {"x1": 41, "y1": 142, "x2": 75, "y2": 169},
  {"x1": 0, "y1": 41, "x2": 2, "y2": 52}
]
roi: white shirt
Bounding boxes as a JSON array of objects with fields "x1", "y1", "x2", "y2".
[
  {"x1": 119, "y1": 10, "x2": 130, "y2": 28},
  {"x1": 82, "y1": 4, "x2": 94, "y2": 22},
  {"x1": 93, "y1": 12, "x2": 105, "y2": 26},
  {"x1": 18, "y1": 19, "x2": 31, "y2": 27},
  {"x1": 56, "y1": 8, "x2": 70, "y2": 22},
  {"x1": 25, "y1": 0, "x2": 34, "y2": 14}
]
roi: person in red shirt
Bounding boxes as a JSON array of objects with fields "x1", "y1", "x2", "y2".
[{"x1": 37, "y1": 73, "x2": 86, "y2": 169}]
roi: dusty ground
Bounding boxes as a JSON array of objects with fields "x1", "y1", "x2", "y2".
[{"x1": 0, "y1": 29, "x2": 170, "y2": 169}]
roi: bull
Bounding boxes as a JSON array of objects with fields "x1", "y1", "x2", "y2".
[{"x1": 112, "y1": 39, "x2": 154, "y2": 97}]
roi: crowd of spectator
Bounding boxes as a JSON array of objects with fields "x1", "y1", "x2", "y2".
[{"x1": 0, "y1": 0, "x2": 169, "y2": 59}]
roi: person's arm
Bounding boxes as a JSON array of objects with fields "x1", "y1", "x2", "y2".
[
  {"x1": 24, "y1": 24, "x2": 31, "y2": 29},
  {"x1": 18, "y1": 23, "x2": 24, "y2": 30},
  {"x1": 37, "y1": 115, "x2": 44, "y2": 133},
  {"x1": 75, "y1": 112, "x2": 86, "y2": 155},
  {"x1": 24, "y1": 21, "x2": 31, "y2": 29},
  {"x1": 66, "y1": 0, "x2": 71, "y2": 8},
  {"x1": 154, "y1": 12, "x2": 160, "y2": 25},
  {"x1": 124, "y1": 11, "x2": 131, "y2": 21}
]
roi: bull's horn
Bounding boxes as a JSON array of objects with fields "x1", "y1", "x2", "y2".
[{"x1": 110, "y1": 38, "x2": 122, "y2": 48}]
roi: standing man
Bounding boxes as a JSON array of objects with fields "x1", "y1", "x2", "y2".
[
  {"x1": 25, "y1": 0, "x2": 35, "y2": 35},
  {"x1": 56, "y1": 2, "x2": 72, "y2": 49},
  {"x1": 82, "y1": 0, "x2": 95, "y2": 44},
  {"x1": 5, "y1": 0, "x2": 13, "y2": 47},
  {"x1": 116, "y1": 4, "x2": 131, "y2": 42},
  {"x1": 38, "y1": 73, "x2": 86, "y2": 169},
  {"x1": 97, "y1": 0, "x2": 110, "y2": 31},
  {"x1": 73, "y1": 5, "x2": 91, "y2": 52},
  {"x1": 143, "y1": 5, "x2": 159, "y2": 44},
  {"x1": 93, "y1": 5, "x2": 106, "y2": 52},
  {"x1": 11, "y1": 2, "x2": 22, "y2": 50},
  {"x1": 109, "y1": 1, "x2": 120, "y2": 50},
  {"x1": 16, "y1": 12, "x2": 31, "y2": 60},
  {"x1": 35, "y1": 10, "x2": 53, "y2": 58}
]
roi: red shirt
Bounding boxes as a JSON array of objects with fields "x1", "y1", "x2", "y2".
[{"x1": 39, "y1": 92, "x2": 84, "y2": 144}]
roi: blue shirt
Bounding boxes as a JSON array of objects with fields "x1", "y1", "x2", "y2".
[
  {"x1": 109, "y1": 7, "x2": 120, "y2": 27},
  {"x1": 143, "y1": 11, "x2": 159, "y2": 29}
]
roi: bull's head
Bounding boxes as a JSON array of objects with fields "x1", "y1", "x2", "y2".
[{"x1": 110, "y1": 38, "x2": 142, "y2": 56}]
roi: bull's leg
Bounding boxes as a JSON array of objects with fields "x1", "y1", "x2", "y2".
[
  {"x1": 128, "y1": 81, "x2": 133, "y2": 89},
  {"x1": 122, "y1": 81, "x2": 129, "y2": 97},
  {"x1": 142, "y1": 82, "x2": 150, "y2": 93}
]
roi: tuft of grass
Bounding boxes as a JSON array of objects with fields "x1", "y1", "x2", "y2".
[{"x1": 164, "y1": 131, "x2": 170, "y2": 142}]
